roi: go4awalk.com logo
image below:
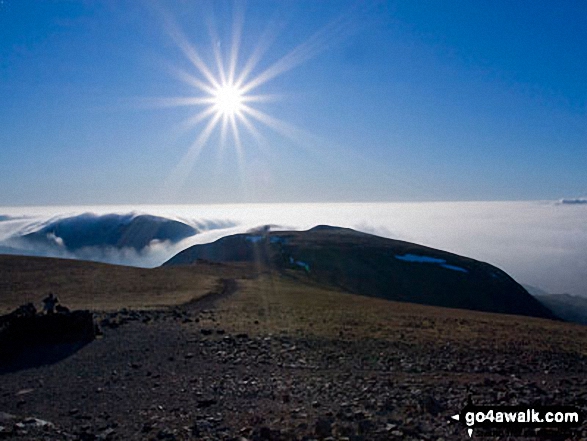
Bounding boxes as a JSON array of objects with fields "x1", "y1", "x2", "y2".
[{"x1": 450, "y1": 403, "x2": 582, "y2": 437}]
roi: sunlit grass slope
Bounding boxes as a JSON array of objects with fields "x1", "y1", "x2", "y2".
[
  {"x1": 2, "y1": 254, "x2": 585, "y2": 360},
  {"x1": 204, "y1": 272, "x2": 587, "y2": 356},
  {"x1": 0, "y1": 255, "x2": 222, "y2": 313}
]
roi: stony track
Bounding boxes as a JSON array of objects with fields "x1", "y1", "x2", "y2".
[{"x1": 1, "y1": 279, "x2": 586, "y2": 440}]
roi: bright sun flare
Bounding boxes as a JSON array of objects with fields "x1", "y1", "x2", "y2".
[
  {"x1": 158, "y1": 5, "x2": 350, "y2": 191},
  {"x1": 213, "y1": 84, "x2": 244, "y2": 117}
]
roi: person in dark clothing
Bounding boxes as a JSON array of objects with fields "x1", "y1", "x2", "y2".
[{"x1": 42, "y1": 293, "x2": 59, "y2": 315}]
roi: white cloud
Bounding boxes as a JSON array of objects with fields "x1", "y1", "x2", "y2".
[{"x1": 0, "y1": 201, "x2": 585, "y2": 297}]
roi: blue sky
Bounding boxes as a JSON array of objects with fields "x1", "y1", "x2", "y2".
[{"x1": 1, "y1": 0, "x2": 585, "y2": 205}]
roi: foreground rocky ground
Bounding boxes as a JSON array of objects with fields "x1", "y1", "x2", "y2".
[{"x1": 1, "y1": 275, "x2": 587, "y2": 440}]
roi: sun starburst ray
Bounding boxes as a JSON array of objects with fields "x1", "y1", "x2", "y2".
[
  {"x1": 238, "y1": 112, "x2": 271, "y2": 156},
  {"x1": 228, "y1": 3, "x2": 244, "y2": 85},
  {"x1": 229, "y1": 114, "x2": 242, "y2": 151},
  {"x1": 167, "y1": 66, "x2": 217, "y2": 96},
  {"x1": 219, "y1": 114, "x2": 229, "y2": 160},
  {"x1": 241, "y1": 12, "x2": 354, "y2": 94},
  {"x1": 145, "y1": 96, "x2": 214, "y2": 108},
  {"x1": 234, "y1": 20, "x2": 280, "y2": 88},
  {"x1": 183, "y1": 111, "x2": 221, "y2": 163},
  {"x1": 238, "y1": 113, "x2": 265, "y2": 145},
  {"x1": 175, "y1": 107, "x2": 218, "y2": 135},
  {"x1": 240, "y1": 104, "x2": 302, "y2": 141},
  {"x1": 229, "y1": 112, "x2": 247, "y2": 192},
  {"x1": 206, "y1": 16, "x2": 228, "y2": 87},
  {"x1": 240, "y1": 93, "x2": 282, "y2": 103},
  {"x1": 163, "y1": 111, "x2": 222, "y2": 193},
  {"x1": 164, "y1": 17, "x2": 221, "y2": 90},
  {"x1": 157, "y1": 5, "x2": 359, "y2": 193}
]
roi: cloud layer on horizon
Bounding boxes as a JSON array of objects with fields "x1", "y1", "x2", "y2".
[{"x1": 0, "y1": 201, "x2": 585, "y2": 298}]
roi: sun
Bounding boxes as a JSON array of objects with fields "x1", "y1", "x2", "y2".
[
  {"x1": 157, "y1": 5, "x2": 352, "y2": 192},
  {"x1": 213, "y1": 83, "x2": 244, "y2": 117}
]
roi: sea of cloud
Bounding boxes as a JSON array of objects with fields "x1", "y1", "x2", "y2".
[{"x1": 0, "y1": 201, "x2": 585, "y2": 297}]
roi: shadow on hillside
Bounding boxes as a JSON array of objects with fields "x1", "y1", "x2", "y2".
[{"x1": 0, "y1": 340, "x2": 93, "y2": 374}]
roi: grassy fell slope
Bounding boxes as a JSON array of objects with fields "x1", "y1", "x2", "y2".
[
  {"x1": 202, "y1": 273, "x2": 587, "y2": 356},
  {"x1": 0, "y1": 254, "x2": 582, "y2": 358},
  {"x1": 1, "y1": 255, "x2": 587, "y2": 439},
  {"x1": 0, "y1": 254, "x2": 223, "y2": 313}
]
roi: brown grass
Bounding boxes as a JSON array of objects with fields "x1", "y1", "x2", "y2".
[
  {"x1": 0, "y1": 255, "x2": 227, "y2": 312},
  {"x1": 210, "y1": 272, "x2": 587, "y2": 356},
  {"x1": 2, "y1": 255, "x2": 586, "y2": 358}
]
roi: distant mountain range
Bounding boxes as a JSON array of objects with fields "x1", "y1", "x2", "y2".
[
  {"x1": 164, "y1": 225, "x2": 557, "y2": 320},
  {"x1": 534, "y1": 294, "x2": 587, "y2": 325},
  {"x1": 524, "y1": 285, "x2": 587, "y2": 325}
]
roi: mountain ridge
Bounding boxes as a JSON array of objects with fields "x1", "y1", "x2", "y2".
[{"x1": 164, "y1": 225, "x2": 557, "y2": 320}]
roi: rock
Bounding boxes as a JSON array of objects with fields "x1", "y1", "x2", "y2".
[
  {"x1": 74, "y1": 414, "x2": 92, "y2": 421},
  {"x1": 22, "y1": 417, "x2": 54, "y2": 428},
  {"x1": 239, "y1": 426, "x2": 253, "y2": 436},
  {"x1": 259, "y1": 426, "x2": 272, "y2": 439},
  {"x1": 77, "y1": 432, "x2": 97, "y2": 441},
  {"x1": 196, "y1": 399, "x2": 217, "y2": 408},
  {"x1": 357, "y1": 419, "x2": 374, "y2": 434},
  {"x1": 156, "y1": 428, "x2": 177, "y2": 440},
  {"x1": 0, "y1": 412, "x2": 15, "y2": 423},
  {"x1": 97, "y1": 427, "x2": 116, "y2": 440},
  {"x1": 314, "y1": 418, "x2": 333, "y2": 439},
  {"x1": 420, "y1": 395, "x2": 443, "y2": 416},
  {"x1": 383, "y1": 423, "x2": 397, "y2": 432},
  {"x1": 189, "y1": 423, "x2": 200, "y2": 437}
]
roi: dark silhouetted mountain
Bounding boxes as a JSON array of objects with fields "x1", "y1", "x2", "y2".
[
  {"x1": 21, "y1": 213, "x2": 197, "y2": 251},
  {"x1": 534, "y1": 293, "x2": 587, "y2": 325},
  {"x1": 164, "y1": 225, "x2": 557, "y2": 319},
  {"x1": 559, "y1": 198, "x2": 587, "y2": 205}
]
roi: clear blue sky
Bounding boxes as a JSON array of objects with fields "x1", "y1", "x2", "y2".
[{"x1": 1, "y1": 0, "x2": 585, "y2": 205}]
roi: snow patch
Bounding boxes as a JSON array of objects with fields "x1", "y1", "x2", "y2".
[
  {"x1": 395, "y1": 254, "x2": 445, "y2": 264},
  {"x1": 395, "y1": 253, "x2": 468, "y2": 274},
  {"x1": 440, "y1": 264, "x2": 468, "y2": 273},
  {"x1": 245, "y1": 235, "x2": 264, "y2": 243},
  {"x1": 289, "y1": 256, "x2": 310, "y2": 272}
]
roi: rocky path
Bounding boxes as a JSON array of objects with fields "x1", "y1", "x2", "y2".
[
  {"x1": 180, "y1": 278, "x2": 239, "y2": 313},
  {"x1": 0, "y1": 279, "x2": 586, "y2": 440}
]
